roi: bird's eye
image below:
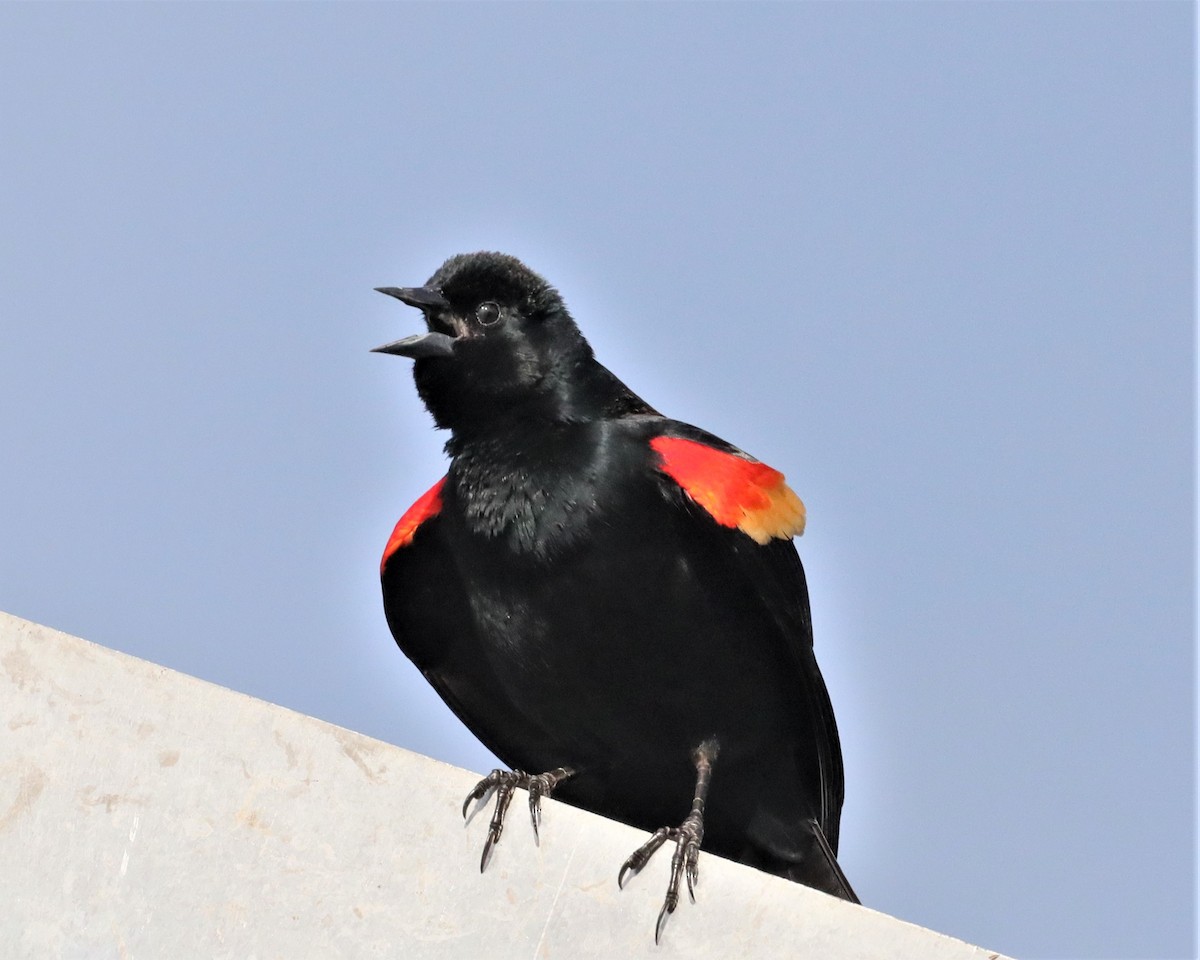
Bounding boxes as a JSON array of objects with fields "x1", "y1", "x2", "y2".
[{"x1": 474, "y1": 301, "x2": 501, "y2": 327}]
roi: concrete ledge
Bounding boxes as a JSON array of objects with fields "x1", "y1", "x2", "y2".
[{"x1": 1, "y1": 611, "x2": 1008, "y2": 958}]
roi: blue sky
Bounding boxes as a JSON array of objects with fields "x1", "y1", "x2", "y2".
[{"x1": 1, "y1": 4, "x2": 1193, "y2": 958}]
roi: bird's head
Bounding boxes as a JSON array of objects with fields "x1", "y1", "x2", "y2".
[{"x1": 373, "y1": 252, "x2": 593, "y2": 432}]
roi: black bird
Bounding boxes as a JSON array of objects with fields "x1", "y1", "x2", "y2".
[{"x1": 374, "y1": 252, "x2": 857, "y2": 940}]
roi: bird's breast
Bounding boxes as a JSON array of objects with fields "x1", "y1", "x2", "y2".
[{"x1": 447, "y1": 428, "x2": 631, "y2": 561}]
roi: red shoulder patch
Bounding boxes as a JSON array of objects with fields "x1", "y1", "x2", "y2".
[
  {"x1": 381, "y1": 476, "x2": 447, "y2": 574},
  {"x1": 650, "y1": 436, "x2": 805, "y2": 544}
]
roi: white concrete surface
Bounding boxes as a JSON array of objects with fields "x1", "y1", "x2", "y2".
[{"x1": 0, "y1": 610, "x2": 1010, "y2": 959}]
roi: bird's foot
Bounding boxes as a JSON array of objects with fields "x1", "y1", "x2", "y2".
[
  {"x1": 618, "y1": 809, "x2": 705, "y2": 943},
  {"x1": 617, "y1": 738, "x2": 719, "y2": 943},
  {"x1": 461, "y1": 766, "x2": 574, "y2": 870}
]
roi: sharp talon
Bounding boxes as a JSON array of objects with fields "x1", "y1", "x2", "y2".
[
  {"x1": 480, "y1": 832, "x2": 496, "y2": 873},
  {"x1": 462, "y1": 770, "x2": 503, "y2": 821},
  {"x1": 617, "y1": 861, "x2": 633, "y2": 889},
  {"x1": 655, "y1": 899, "x2": 672, "y2": 945},
  {"x1": 528, "y1": 785, "x2": 542, "y2": 841}
]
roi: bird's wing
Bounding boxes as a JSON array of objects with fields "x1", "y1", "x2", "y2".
[
  {"x1": 380, "y1": 477, "x2": 552, "y2": 768},
  {"x1": 646, "y1": 421, "x2": 847, "y2": 850}
]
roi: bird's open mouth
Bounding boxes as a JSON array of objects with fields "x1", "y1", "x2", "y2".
[{"x1": 372, "y1": 285, "x2": 461, "y2": 358}]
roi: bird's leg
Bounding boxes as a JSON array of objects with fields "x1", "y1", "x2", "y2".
[
  {"x1": 617, "y1": 739, "x2": 719, "y2": 944},
  {"x1": 461, "y1": 766, "x2": 575, "y2": 870}
]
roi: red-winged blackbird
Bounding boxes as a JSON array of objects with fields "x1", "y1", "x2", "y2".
[{"x1": 374, "y1": 252, "x2": 857, "y2": 940}]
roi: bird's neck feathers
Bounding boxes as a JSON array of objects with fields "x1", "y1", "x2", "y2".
[{"x1": 437, "y1": 349, "x2": 645, "y2": 451}]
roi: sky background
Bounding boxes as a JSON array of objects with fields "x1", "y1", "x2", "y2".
[{"x1": 0, "y1": 4, "x2": 1193, "y2": 958}]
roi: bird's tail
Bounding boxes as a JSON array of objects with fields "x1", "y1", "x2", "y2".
[
  {"x1": 793, "y1": 817, "x2": 859, "y2": 903},
  {"x1": 740, "y1": 817, "x2": 860, "y2": 902}
]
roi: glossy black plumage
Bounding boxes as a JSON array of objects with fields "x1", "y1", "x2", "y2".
[{"x1": 376, "y1": 252, "x2": 856, "y2": 920}]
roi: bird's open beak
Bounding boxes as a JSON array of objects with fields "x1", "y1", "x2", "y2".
[{"x1": 371, "y1": 285, "x2": 458, "y2": 358}]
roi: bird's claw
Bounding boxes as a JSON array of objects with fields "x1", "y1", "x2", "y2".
[
  {"x1": 525, "y1": 766, "x2": 572, "y2": 841},
  {"x1": 461, "y1": 766, "x2": 575, "y2": 870},
  {"x1": 479, "y1": 775, "x2": 518, "y2": 871},
  {"x1": 462, "y1": 769, "x2": 507, "y2": 820},
  {"x1": 617, "y1": 827, "x2": 670, "y2": 888},
  {"x1": 685, "y1": 844, "x2": 700, "y2": 901}
]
